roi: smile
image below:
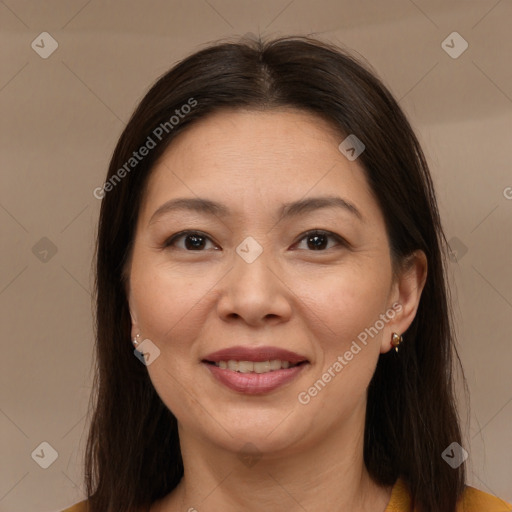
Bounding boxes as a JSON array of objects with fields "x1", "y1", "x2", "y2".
[
  {"x1": 202, "y1": 360, "x2": 308, "y2": 394},
  {"x1": 209, "y1": 359, "x2": 302, "y2": 373},
  {"x1": 201, "y1": 345, "x2": 309, "y2": 394}
]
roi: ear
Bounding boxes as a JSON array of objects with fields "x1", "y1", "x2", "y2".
[{"x1": 380, "y1": 249, "x2": 428, "y2": 354}]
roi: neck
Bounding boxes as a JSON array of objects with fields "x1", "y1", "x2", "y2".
[{"x1": 156, "y1": 399, "x2": 393, "y2": 512}]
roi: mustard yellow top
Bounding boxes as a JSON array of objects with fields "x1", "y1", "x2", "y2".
[{"x1": 61, "y1": 478, "x2": 512, "y2": 512}]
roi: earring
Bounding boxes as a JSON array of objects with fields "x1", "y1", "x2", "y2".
[
  {"x1": 132, "y1": 334, "x2": 141, "y2": 347},
  {"x1": 391, "y1": 332, "x2": 403, "y2": 352}
]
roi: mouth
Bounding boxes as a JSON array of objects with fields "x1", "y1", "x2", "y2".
[{"x1": 201, "y1": 346, "x2": 310, "y2": 394}]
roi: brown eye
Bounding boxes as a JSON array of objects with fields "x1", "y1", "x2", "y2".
[
  {"x1": 164, "y1": 231, "x2": 218, "y2": 251},
  {"x1": 294, "y1": 230, "x2": 346, "y2": 251}
]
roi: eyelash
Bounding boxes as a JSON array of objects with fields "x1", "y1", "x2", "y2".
[{"x1": 162, "y1": 229, "x2": 348, "y2": 252}]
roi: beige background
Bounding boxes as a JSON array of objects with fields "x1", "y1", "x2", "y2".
[{"x1": 1, "y1": 1, "x2": 511, "y2": 511}]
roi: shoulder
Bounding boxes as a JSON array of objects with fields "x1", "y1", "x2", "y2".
[
  {"x1": 457, "y1": 486, "x2": 512, "y2": 512},
  {"x1": 61, "y1": 488, "x2": 511, "y2": 512},
  {"x1": 386, "y1": 478, "x2": 511, "y2": 512},
  {"x1": 59, "y1": 500, "x2": 89, "y2": 512}
]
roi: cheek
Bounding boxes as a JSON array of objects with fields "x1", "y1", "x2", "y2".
[
  {"x1": 295, "y1": 262, "x2": 391, "y2": 349},
  {"x1": 130, "y1": 254, "x2": 213, "y2": 342},
  {"x1": 129, "y1": 258, "x2": 215, "y2": 419},
  {"x1": 294, "y1": 270, "x2": 389, "y2": 418}
]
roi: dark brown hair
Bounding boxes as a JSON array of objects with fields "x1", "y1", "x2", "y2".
[{"x1": 85, "y1": 35, "x2": 468, "y2": 512}]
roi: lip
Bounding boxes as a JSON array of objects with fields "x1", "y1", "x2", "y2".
[
  {"x1": 203, "y1": 362, "x2": 308, "y2": 395},
  {"x1": 201, "y1": 345, "x2": 309, "y2": 395},
  {"x1": 203, "y1": 345, "x2": 308, "y2": 365}
]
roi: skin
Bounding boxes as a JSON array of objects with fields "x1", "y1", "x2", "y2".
[{"x1": 126, "y1": 108, "x2": 427, "y2": 512}]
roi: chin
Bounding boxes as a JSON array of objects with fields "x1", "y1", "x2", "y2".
[{"x1": 197, "y1": 411, "x2": 309, "y2": 455}]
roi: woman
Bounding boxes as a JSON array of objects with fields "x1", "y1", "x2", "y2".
[{"x1": 61, "y1": 36, "x2": 511, "y2": 512}]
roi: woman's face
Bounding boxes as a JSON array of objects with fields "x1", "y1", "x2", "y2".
[{"x1": 127, "y1": 108, "x2": 423, "y2": 456}]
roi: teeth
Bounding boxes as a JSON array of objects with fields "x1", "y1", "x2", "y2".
[
  {"x1": 237, "y1": 361, "x2": 254, "y2": 373},
  {"x1": 213, "y1": 359, "x2": 298, "y2": 373},
  {"x1": 227, "y1": 360, "x2": 238, "y2": 371},
  {"x1": 253, "y1": 361, "x2": 270, "y2": 373},
  {"x1": 269, "y1": 359, "x2": 282, "y2": 371}
]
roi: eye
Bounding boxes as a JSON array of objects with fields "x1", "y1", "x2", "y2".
[
  {"x1": 162, "y1": 229, "x2": 347, "y2": 252},
  {"x1": 293, "y1": 230, "x2": 347, "y2": 251},
  {"x1": 163, "y1": 231, "x2": 219, "y2": 251}
]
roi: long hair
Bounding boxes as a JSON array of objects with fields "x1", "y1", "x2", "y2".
[{"x1": 85, "y1": 35, "x2": 468, "y2": 512}]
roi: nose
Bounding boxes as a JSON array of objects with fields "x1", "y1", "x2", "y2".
[{"x1": 216, "y1": 248, "x2": 293, "y2": 327}]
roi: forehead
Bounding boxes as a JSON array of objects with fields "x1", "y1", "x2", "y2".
[
  {"x1": 157, "y1": 108, "x2": 345, "y2": 170},
  {"x1": 140, "y1": 108, "x2": 378, "y2": 221}
]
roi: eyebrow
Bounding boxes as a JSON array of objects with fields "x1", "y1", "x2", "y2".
[{"x1": 149, "y1": 195, "x2": 363, "y2": 225}]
